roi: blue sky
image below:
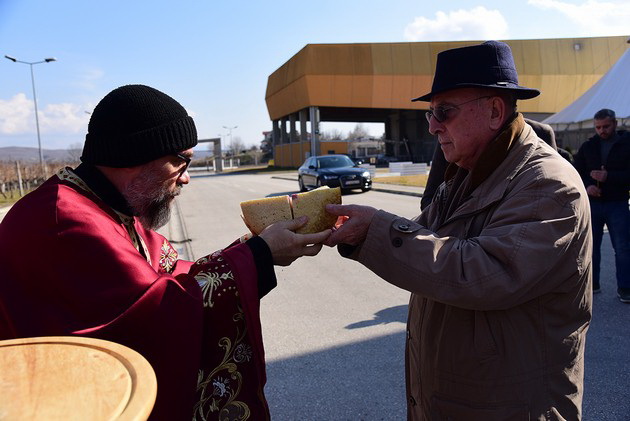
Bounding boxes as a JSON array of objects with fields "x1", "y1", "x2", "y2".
[{"x1": 1, "y1": 0, "x2": 629, "y2": 153}]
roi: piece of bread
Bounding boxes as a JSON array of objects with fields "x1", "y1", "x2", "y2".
[
  {"x1": 240, "y1": 186, "x2": 341, "y2": 235},
  {"x1": 291, "y1": 187, "x2": 342, "y2": 234},
  {"x1": 240, "y1": 195, "x2": 292, "y2": 235}
]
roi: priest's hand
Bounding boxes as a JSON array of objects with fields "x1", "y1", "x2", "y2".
[{"x1": 259, "y1": 216, "x2": 331, "y2": 266}]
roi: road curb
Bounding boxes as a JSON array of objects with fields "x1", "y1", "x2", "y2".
[{"x1": 371, "y1": 187, "x2": 422, "y2": 197}]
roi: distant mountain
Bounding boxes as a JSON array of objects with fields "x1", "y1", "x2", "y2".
[
  {"x1": 0, "y1": 146, "x2": 217, "y2": 163},
  {"x1": 0, "y1": 147, "x2": 79, "y2": 163}
]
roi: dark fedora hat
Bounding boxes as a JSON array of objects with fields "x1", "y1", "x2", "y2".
[{"x1": 412, "y1": 40, "x2": 540, "y2": 102}]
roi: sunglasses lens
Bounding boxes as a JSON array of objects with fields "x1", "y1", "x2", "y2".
[{"x1": 426, "y1": 109, "x2": 446, "y2": 123}]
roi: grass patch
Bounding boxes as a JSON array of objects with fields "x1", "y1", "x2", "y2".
[
  {"x1": 0, "y1": 189, "x2": 34, "y2": 207},
  {"x1": 373, "y1": 174, "x2": 428, "y2": 187}
]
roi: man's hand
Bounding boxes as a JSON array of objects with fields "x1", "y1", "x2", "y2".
[
  {"x1": 258, "y1": 217, "x2": 331, "y2": 266},
  {"x1": 586, "y1": 184, "x2": 602, "y2": 197},
  {"x1": 590, "y1": 166, "x2": 608, "y2": 183},
  {"x1": 324, "y1": 204, "x2": 378, "y2": 247}
]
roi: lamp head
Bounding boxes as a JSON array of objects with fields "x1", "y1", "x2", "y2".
[
  {"x1": 4, "y1": 55, "x2": 17, "y2": 62},
  {"x1": 44, "y1": 57, "x2": 56, "y2": 63}
]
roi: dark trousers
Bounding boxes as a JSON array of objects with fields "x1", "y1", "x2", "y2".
[{"x1": 590, "y1": 200, "x2": 630, "y2": 289}]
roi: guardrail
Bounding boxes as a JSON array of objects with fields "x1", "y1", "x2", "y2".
[{"x1": 388, "y1": 162, "x2": 428, "y2": 175}]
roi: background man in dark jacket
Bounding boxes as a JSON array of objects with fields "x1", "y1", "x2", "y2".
[{"x1": 574, "y1": 108, "x2": 630, "y2": 302}]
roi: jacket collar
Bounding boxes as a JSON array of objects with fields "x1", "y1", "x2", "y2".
[{"x1": 73, "y1": 163, "x2": 134, "y2": 216}]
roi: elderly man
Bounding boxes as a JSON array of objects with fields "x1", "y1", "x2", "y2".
[
  {"x1": 326, "y1": 41, "x2": 592, "y2": 420},
  {"x1": 0, "y1": 84, "x2": 330, "y2": 420},
  {"x1": 574, "y1": 108, "x2": 630, "y2": 302}
]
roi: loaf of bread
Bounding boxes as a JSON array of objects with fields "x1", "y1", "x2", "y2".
[
  {"x1": 291, "y1": 187, "x2": 341, "y2": 234},
  {"x1": 240, "y1": 186, "x2": 341, "y2": 235},
  {"x1": 240, "y1": 195, "x2": 292, "y2": 235}
]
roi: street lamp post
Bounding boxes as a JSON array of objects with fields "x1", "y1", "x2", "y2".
[
  {"x1": 5, "y1": 55, "x2": 56, "y2": 168},
  {"x1": 222, "y1": 125, "x2": 237, "y2": 150}
]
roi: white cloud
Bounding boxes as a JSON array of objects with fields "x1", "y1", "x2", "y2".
[
  {"x1": 404, "y1": 6, "x2": 509, "y2": 41},
  {"x1": 528, "y1": 0, "x2": 630, "y2": 35},
  {"x1": 75, "y1": 67, "x2": 105, "y2": 92},
  {"x1": 40, "y1": 103, "x2": 89, "y2": 134},
  {"x1": 0, "y1": 94, "x2": 89, "y2": 135},
  {"x1": 0, "y1": 94, "x2": 32, "y2": 134}
]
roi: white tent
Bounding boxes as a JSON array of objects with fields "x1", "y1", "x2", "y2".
[{"x1": 543, "y1": 46, "x2": 630, "y2": 130}]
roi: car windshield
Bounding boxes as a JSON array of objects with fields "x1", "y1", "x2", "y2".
[{"x1": 317, "y1": 156, "x2": 354, "y2": 169}]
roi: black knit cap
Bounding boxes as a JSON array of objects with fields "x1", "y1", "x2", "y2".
[{"x1": 81, "y1": 84, "x2": 198, "y2": 167}]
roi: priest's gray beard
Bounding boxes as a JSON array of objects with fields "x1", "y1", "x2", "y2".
[{"x1": 124, "y1": 165, "x2": 183, "y2": 230}]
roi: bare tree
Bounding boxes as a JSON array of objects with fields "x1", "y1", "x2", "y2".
[
  {"x1": 228, "y1": 136, "x2": 246, "y2": 157},
  {"x1": 347, "y1": 123, "x2": 369, "y2": 140},
  {"x1": 67, "y1": 142, "x2": 83, "y2": 163},
  {"x1": 320, "y1": 128, "x2": 344, "y2": 141}
]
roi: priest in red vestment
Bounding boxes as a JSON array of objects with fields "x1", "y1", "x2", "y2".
[{"x1": 0, "y1": 84, "x2": 330, "y2": 420}]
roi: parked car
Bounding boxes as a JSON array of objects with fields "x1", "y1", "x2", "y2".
[{"x1": 298, "y1": 154, "x2": 372, "y2": 192}]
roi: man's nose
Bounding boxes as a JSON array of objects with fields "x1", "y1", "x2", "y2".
[
  {"x1": 428, "y1": 116, "x2": 444, "y2": 136},
  {"x1": 178, "y1": 169, "x2": 191, "y2": 184}
]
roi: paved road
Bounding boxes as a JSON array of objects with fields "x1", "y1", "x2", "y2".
[{"x1": 167, "y1": 172, "x2": 628, "y2": 420}]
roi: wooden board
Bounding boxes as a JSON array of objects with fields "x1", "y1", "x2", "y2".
[{"x1": 0, "y1": 336, "x2": 157, "y2": 420}]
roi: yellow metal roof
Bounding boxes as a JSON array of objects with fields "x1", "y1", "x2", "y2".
[{"x1": 266, "y1": 36, "x2": 629, "y2": 121}]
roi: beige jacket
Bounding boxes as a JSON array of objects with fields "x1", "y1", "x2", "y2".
[{"x1": 351, "y1": 115, "x2": 592, "y2": 420}]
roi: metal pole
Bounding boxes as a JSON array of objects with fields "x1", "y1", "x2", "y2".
[
  {"x1": 29, "y1": 63, "x2": 44, "y2": 166},
  {"x1": 222, "y1": 125, "x2": 237, "y2": 153},
  {"x1": 5, "y1": 56, "x2": 56, "y2": 175}
]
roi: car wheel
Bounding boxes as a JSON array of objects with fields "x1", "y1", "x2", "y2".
[
  {"x1": 298, "y1": 176, "x2": 307, "y2": 192},
  {"x1": 316, "y1": 178, "x2": 322, "y2": 188}
]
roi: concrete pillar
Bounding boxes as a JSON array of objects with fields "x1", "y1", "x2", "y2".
[
  {"x1": 384, "y1": 114, "x2": 396, "y2": 157},
  {"x1": 299, "y1": 109, "x2": 308, "y2": 142},
  {"x1": 272, "y1": 120, "x2": 280, "y2": 146},
  {"x1": 309, "y1": 106, "x2": 320, "y2": 157},
  {"x1": 280, "y1": 119, "x2": 288, "y2": 144},
  {"x1": 289, "y1": 113, "x2": 297, "y2": 143},
  {"x1": 272, "y1": 120, "x2": 280, "y2": 163},
  {"x1": 213, "y1": 138, "x2": 223, "y2": 173}
]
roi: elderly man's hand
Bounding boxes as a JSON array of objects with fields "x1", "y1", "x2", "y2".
[
  {"x1": 586, "y1": 184, "x2": 602, "y2": 197},
  {"x1": 324, "y1": 204, "x2": 378, "y2": 247},
  {"x1": 258, "y1": 216, "x2": 331, "y2": 266}
]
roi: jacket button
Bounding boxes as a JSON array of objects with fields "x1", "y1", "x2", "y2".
[
  {"x1": 408, "y1": 396, "x2": 417, "y2": 406},
  {"x1": 392, "y1": 237, "x2": 403, "y2": 247},
  {"x1": 398, "y1": 223, "x2": 410, "y2": 231},
  {"x1": 406, "y1": 330, "x2": 411, "y2": 340}
]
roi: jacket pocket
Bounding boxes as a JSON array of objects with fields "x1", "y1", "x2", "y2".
[
  {"x1": 474, "y1": 310, "x2": 499, "y2": 363},
  {"x1": 431, "y1": 395, "x2": 529, "y2": 421}
]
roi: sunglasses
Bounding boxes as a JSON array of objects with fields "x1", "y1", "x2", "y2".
[
  {"x1": 174, "y1": 153, "x2": 192, "y2": 174},
  {"x1": 425, "y1": 96, "x2": 491, "y2": 123}
]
